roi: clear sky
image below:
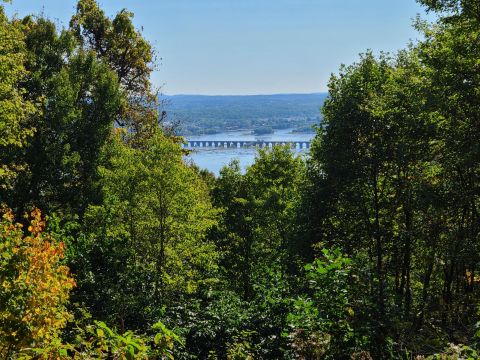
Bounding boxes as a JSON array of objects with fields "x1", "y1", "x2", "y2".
[{"x1": 5, "y1": 0, "x2": 432, "y2": 95}]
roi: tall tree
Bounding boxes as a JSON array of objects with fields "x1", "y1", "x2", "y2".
[
  {"x1": 212, "y1": 160, "x2": 255, "y2": 299},
  {"x1": 0, "y1": 5, "x2": 34, "y2": 196},
  {"x1": 213, "y1": 146, "x2": 303, "y2": 300},
  {"x1": 305, "y1": 51, "x2": 438, "y2": 353},
  {"x1": 4, "y1": 15, "x2": 122, "y2": 215},
  {"x1": 416, "y1": 2, "x2": 480, "y2": 327},
  {"x1": 246, "y1": 145, "x2": 304, "y2": 275},
  {"x1": 70, "y1": 0, "x2": 161, "y2": 145},
  {"x1": 5, "y1": 0, "x2": 165, "y2": 215},
  {"x1": 310, "y1": 53, "x2": 392, "y2": 320},
  {"x1": 72, "y1": 131, "x2": 218, "y2": 330}
]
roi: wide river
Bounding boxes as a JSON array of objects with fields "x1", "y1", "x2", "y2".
[{"x1": 184, "y1": 128, "x2": 315, "y2": 175}]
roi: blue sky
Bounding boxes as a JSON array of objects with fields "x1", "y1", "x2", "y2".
[{"x1": 5, "y1": 0, "x2": 432, "y2": 95}]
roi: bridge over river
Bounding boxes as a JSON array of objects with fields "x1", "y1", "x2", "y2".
[{"x1": 184, "y1": 140, "x2": 311, "y2": 150}]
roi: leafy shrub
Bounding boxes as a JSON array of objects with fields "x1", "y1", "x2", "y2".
[
  {"x1": 69, "y1": 320, "x2": 182, "y2": 359},
  {"x1": 0, "y1": 208, "x2": 75, "y2": 359},
  {"x1": 285, "y1": 248, "x2": 356, "y2": 358}
]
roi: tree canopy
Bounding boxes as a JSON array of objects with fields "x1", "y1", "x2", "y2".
[{"x1": 1, "y1": 0, "x2": 480, "y2": 358}]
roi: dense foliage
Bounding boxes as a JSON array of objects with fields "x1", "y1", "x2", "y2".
[{"x1": 1, "y1": 0, "x2": 480, "y2": 358}]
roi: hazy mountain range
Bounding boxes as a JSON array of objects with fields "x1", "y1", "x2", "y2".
[{"x1": 162, "y1": 93, "x2": 327, "y2": 135}]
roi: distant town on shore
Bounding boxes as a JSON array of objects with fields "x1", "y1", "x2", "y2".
[{"x1": 163, "y1": 93, "x2": 327, "y2": 135}]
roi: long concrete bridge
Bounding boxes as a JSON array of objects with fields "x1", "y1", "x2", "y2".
[{"x1": 183, "y1": 140, "x2": 311, "y2": 150}]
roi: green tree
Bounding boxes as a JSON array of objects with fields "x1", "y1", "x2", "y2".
[
  {"x1": 5, "y1": 0, "x2": 164, "y2": 215},
  {"x1": 5, "y1": 15, "x2": 123, "y2": 216},
  {"x1": 0, "y1": 5, "x2": 34, "y2": 194},
  {"x1": 70, "y1": 0, "x2": 161, "y2": 145},
  {"x1": 246, "y1": 145, "x2": 305, "y2": 278},
  {"x1": 415, "y1": 2, "x2": 480, "y2": 330},
  {"x1": 418, "y1": 0, "x2": 480, "y2": 22},
  {"x1": 304, "y1": 11, "x2": 480, "y2": 352},
  {"x1": 305, "y1": 50, "x2": 443, "y2": 355},
  {"x1": 213, "y1": 146, "x2": 304, "y2": 300},
  {"x1": 309, "y1": 53, "x2": 393, "y2": 328},
  {"x1": 212, "y1": 160, "x2": 255, "y2": 299},
  {"x1": 72, "y1": 131, "x2": 218, "y2": 330}
]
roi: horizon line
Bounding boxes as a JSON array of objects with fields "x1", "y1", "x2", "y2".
[{"x1": 162, "y1": 91, "x2": 328, "y2": 97}]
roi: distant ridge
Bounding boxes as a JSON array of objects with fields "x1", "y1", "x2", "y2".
[
  {"x1": 162, "y1": 93, "x2": 327, "y2": 135},
  {"x1": 165, "y1": 92, "x2": 326, "y2": 97}
]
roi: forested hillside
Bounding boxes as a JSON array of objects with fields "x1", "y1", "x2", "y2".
[
  {"x1": 1, "y1": 0, "x2": 480, "y2": 359},
  {"x1": 164, "y1": 93, "x2": 326, "y2": 135}
]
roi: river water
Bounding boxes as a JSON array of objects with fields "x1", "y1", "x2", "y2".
[{"x1": 184, "y1": 128, "x2": 315, "y2": 175}]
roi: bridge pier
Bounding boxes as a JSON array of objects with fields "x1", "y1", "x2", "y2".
[{"x1": 186, "y1": 139, "x2": 311, "y2": 149}]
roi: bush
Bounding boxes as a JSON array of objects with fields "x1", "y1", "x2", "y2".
[{"x1": 0, "y1": 208, "x2": 75, "y2": 359}]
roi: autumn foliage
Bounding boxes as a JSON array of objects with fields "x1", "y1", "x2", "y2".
[{"x1": 0, "y1": 208, "x2": 75, "y2": 358}]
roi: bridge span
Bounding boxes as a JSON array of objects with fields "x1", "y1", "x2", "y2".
[{"x1": 183, "y1": 140, "x2": 310, "y2": 150}]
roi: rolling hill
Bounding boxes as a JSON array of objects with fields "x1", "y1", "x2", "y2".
[{"x1": 162, "y1": 93, "x2": 327, "y2": 135}]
